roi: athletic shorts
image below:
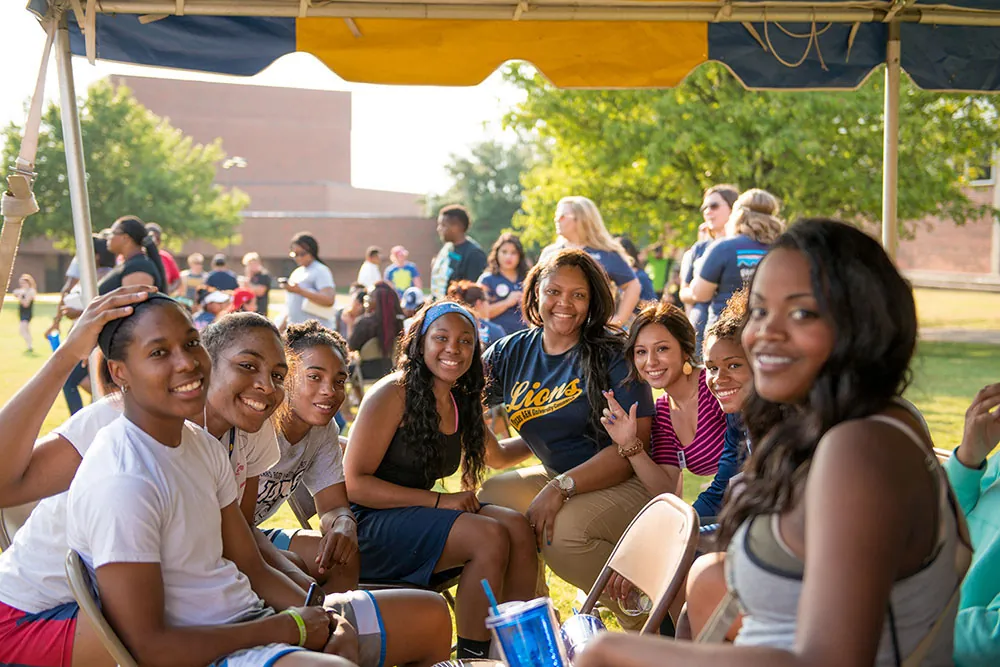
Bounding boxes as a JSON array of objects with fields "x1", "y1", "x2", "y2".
[
  {"x1": 0, "y1": 600, "x2": 79, "y2": 667},
  {"x1": 211, "y1": 590, "x2": 385, "y2": 667},
  {"x1": 261, "y1": 527, "x2": 302, "y2": 551}
]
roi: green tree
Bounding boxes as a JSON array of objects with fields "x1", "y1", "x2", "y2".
[
  {"x1": 503, "y1": 62, "x2": 1000, "y2": 250},
  {"x1": 2, "y1": 80, "x2": 248, "y2": 248},
  {"x1": 427, "y1": 139, "x2": 534, "y2": 249}
]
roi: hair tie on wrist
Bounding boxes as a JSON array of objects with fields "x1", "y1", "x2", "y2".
[
  {"x1": 434, "y1": 492, "x2": 441, "y2": 508},
  {"x1": 281, "y1": 609, "x2": 308, "y2": 646}
]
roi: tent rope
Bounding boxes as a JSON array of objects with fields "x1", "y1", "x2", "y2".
[{"x1": 761, "y1": 9, "x2": 830, "y2": 70}]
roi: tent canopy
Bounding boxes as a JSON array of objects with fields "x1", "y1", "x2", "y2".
[{"x1": 27, "y1": 0, "x2": 1000, "y2": 91}]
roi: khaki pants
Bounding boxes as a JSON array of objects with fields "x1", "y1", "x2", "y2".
[{"x1": 478, "y1": 466, "x2": 651, "y2": 629}]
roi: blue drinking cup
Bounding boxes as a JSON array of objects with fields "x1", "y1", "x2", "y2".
[{"x1": 485, "y1": 598, "x2": 568, "y2": 667}]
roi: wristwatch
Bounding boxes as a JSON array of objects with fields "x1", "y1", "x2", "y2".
[{"x1": 551, "y1": 473, "x2": 576, "y2": 499}]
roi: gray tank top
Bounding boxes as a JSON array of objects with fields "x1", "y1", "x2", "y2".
[{"x1": 726, "y1": 406, "x2": 963, "y2": 666}]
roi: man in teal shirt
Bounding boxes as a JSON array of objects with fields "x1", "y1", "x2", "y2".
[{"x1": 945, "y1": 382, "x2": 1000, "y2": 667}]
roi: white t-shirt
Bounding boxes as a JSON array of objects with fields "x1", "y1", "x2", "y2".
[
  {"x1": 357, "y1": 261, "x2": 381, "y2": 291},
  {"x1": 0, "y1": 395, "x2": 122, "y2": 613},
  {"x1": 286, "y1": 261, "x2": 336, "y2": 327},
  {"x1": 67, "y1": 418, "x2": 262, "y2": 627},
  {"x1": 0, "y1": 398, "x2": 277, "y2": 614},
  {"x1": 254, "y1": 420, "x2": 344, "y2": 525}
]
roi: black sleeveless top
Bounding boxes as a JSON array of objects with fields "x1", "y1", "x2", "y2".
[{"x1": 374, "y1": 411, "x2": 463, "y2": 490}]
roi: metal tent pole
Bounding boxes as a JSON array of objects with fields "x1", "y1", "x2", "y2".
[
  {"x1": 56, "y1": 18, "x2": 103, "y2": 396},
  {"x1": 881, "y1": 22, "x2": 901, "y2": 260}
]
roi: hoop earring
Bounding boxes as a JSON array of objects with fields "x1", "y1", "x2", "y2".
[
  {"x1": 120, "y1": 384, "x2": 129, "y2": 394},
  {"x1": 682, "y1": 361, "x2": 693, "y2": 376}
]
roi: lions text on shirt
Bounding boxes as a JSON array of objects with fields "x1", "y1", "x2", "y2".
[
  {"x1": 0, "y1": 397, "x2": 277, "y2": 615},
  {"x1": 254, "y1": 420, "x2": 344, "y2": 526},
  {"x1": 67, "y1": 418, "x2": 262, "y2": 627},
  {"x1": 483, "y1": 328, "x2": 654, "y2": 474}
]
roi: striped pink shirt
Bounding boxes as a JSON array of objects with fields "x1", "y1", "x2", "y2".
[{"x1": 649, "y1": 369, "x2": 727, "y2": 476}]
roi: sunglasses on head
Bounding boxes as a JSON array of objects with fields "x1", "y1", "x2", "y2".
[
  {"x1": 701, "y1": 202, "x2": 722, "y2": 212},
  {"x1": 289, "y1": 250, "x2": 309, "y2": 258}
]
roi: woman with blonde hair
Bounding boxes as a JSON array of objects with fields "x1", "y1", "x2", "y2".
[
  {"x1": 682, "y1": 188, "x2": 784, "y2": 336},
  {"x1": 541, "y1": 196, "x2": 641, "y2": 326},
  {"x1": 14, "y1": 274, "x2": 37, "y2": 353}
]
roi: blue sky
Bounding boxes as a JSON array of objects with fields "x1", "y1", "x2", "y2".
[{"x1": 0, "y1": 4, "x2": 524, "y2": 196}]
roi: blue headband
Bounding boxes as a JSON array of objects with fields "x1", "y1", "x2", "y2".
[{"x1": 420, "y1": 301, "x2": 477, "y2": 334}]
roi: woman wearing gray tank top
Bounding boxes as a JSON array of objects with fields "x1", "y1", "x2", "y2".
[{"x1": 578, "y1": 219, "x2": 969, "y2": 667}]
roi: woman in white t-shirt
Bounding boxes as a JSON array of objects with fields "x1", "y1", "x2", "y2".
[
  {"x1": 0, "y1": 293, "x2": 451, "y2": 667},
  {"x1": 254, "y1": 321, "x2": 359, "y2": 594}
]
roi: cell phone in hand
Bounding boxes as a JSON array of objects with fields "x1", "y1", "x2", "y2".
[
  {"x1": 305, "y1": 582, "x2": 324, "y2": 607},
  {"x1": 278, "y1": 277, "x2": 289, "y2": 288}
]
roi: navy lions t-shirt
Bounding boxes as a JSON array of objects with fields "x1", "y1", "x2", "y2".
[
  {"x1": 479, "y1": 272, "x2": 526, "y2": 334},
  {"x1": 483, "y1": 328, "x2": 654, "y2": 473},
  {"x1": 696, "y1": 234, "x2": 767, "y2": 326}
]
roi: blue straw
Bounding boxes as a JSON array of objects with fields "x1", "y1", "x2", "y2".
[{"x1": 481, "y1": 578, "x2": 501, "y2": 617}]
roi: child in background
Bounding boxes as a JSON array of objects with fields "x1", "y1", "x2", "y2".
[{"x1": 14, "y1": 274, "x2": 37, "y2": 353}]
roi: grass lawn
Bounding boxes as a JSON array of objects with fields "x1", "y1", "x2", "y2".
[{"x1": 3, "y1": 291, "x2": 1000, "y2": 626}]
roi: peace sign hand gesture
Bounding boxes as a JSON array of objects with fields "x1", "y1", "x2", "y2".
[{"x1": 600, "y1": 390, "x2": 637, "y2": 448}]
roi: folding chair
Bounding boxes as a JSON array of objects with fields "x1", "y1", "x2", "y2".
[
  {"x1": 0, "y1": 500, "x2": 38, "y2": 550},
  {"x1": 580, "y1": 493, "x2": 700, "y2": 634},
  {"x1": 934, "y1": 447, "x2": 953, "y2": 464},
  {"x1": 284, "y1": 483, "x2": 462, "y2": 610},
  {"x1": 65, "y1": 550, "x2": 138, "y2": 667}
]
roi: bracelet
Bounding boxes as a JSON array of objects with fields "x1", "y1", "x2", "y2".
[
  {"x1": 617, "y1": 438, "x2": 644, "y2": 458},
  {"x1": 434, "y1": 492, "x2": 441, "y2": 508},
  {"x1": 332, "y1": 514, "x2": 357, "y2": 528},
  {"x1": 280, "y1": 608, "x2": 308, "y2": 647}
]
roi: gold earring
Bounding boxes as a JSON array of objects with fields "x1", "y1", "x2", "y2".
[
  {"x1": 682, "y1": 361, "x2": 693, "y2": 376},
  {"x1": 121, "y1": 384, "x2": 129, "y2": 394}
]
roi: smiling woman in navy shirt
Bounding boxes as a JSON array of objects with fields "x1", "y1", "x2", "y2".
[
  {"x1": 479, "y1": 232, "x2": 530, "y2": 335},
  {"x1": 480, "y1": 248, "x2": 654, "y2": 629}
]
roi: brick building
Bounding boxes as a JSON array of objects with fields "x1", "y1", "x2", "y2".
[{"x1": 12, "y1": 76, "x2": 439, "y2": 290}]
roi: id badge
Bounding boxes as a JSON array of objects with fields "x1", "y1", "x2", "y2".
[{"x1": 677, "y1": 449, "x2": 687, "y2": 471}]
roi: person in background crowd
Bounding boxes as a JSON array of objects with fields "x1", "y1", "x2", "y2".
[
  {"x1": 284, "y1": 233, "x2": 337, "y2": 329},
  {"x1": 478, "y1": 232, "x2": 529, "y2": 335},
  {"x1": 345, "y1": 300, "x2": 537, "y2": 660},
  {"x1": 205, "y1": 253, "x2": 240, "y2": 292},
  {"x1": 680, "y1": 184, "x2": 739, "y2": 352},
  {"x1": 430, "y1": 205, "x2": 487, "y2": 300},
  {"x1": 179, "y1": 252, "x2": 206, "y2": 301},
  {"x1": 195, "y1": 290, "x2": 230, "y2": 329},
  {"x1": 384, "y1": 245, "x2": 422, "y2": 296},
  {"x1": 479, "y1": 249, "x2": 654, "y2": 630},
  {"x1": 242, "y1": 252, "x2": 272, "y2": 317},
  {"x1": 14, "y1": 274, "x2": 36, "y2": 353},
  {"x1": 447, "y1": 280, "x2": 507, "y2": 348},
  {"x1": 99, "y1": 215, "x2": 167, "y2": 295},
  {"x1": 944, "y1": 384, "x2": 1000, "y2": 666},
  {"x1": 230, "y1": 288, "x2": 257, "y2": 314},
  {"x1": 357, "y1": 246, "x2": 382, "y2": 291},
  {"x1": 400, "y1": 286, "x2": 425, "y2": 319},
  {"x1": 683, "y1": 188, "x2": 784, "y2": 334},
  {"x1": 540, "y1": 196, "x2": 641, "y2": 326},
  {"x1": 335, "y1": 283, "x2": 367, "y2": 340},
  {"x1": 643, "y1": 242, "x2": 671, "y2": 297},
  {"x1": 47, "y1": 236, "x2": 119, "y2": 415},
  {"x1": 616, "y1": 236, "x2": 658, "y2": 303},
  {"x1": 348, "y1": 281, "x2": 405, "y2": 381},
  {"x1": 579, "y1": 218, "x2": 967, "y2": 667},
  {"x1": 144, "y1": 222, "x2": 181, "y2": 294},
  {"x1": 400, "y1": 286, "x2": 426, "y2": 335}
]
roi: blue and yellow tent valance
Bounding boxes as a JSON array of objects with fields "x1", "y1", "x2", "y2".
[{"x1": 26, "y1": 0, "x2": 1000, "y2": 91}]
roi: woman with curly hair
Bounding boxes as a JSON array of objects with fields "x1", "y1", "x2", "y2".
[
  {"x1": 683, "y1": 188, "x2": 784, "y2": 352},
  {"x1": 479, "y1": 248, "x2": 654, "y2": 629},
  {"x1": 540, "y1": 196, "x2": 642, "y2": 326},
  {"x1": 577, "y1": 219, "x2": 969, "y2": 667},
  {"x1": 478, "y1": 232, "x2": 530, "y2": 335},
  {"x1": 343, "y1": 300, "x2": 537, "y2": 660},
  {"x1": 348, "y1": 280, "x2": 405, "y2": 380},
  {"x1": 250, "y1": 321, "x2": 359, "y2": 594}
]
